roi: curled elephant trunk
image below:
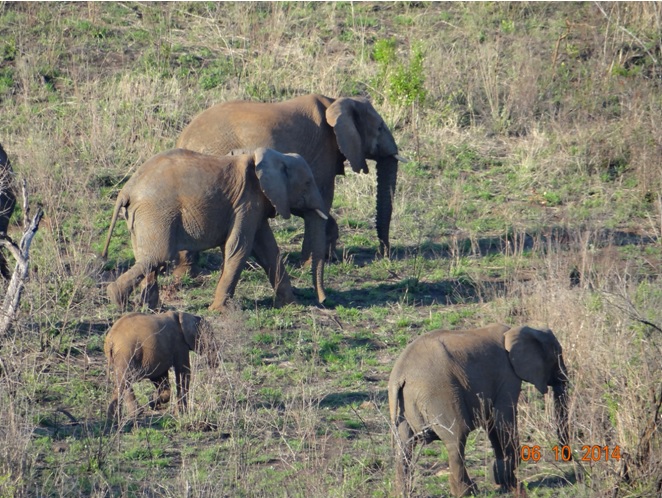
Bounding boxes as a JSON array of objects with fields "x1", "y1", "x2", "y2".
[
  {"x1": 305, "y1": 211, "x2": 327, "y2": 304},
  {"x1": 552, "y1": 358, "x2": 570, "y2": 448},
  {"x1": 375, "y1": 155, "x2": 399, "y2": 258}
]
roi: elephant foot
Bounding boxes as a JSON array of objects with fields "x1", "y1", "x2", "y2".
[
  {"x1": 149, "y1": 391, "x2": 171, "y2": 410},
  {"x1": 451, "y1": 479, "x2": 478, "y2": 497},
  {"x1": 149, "y1": 399, "x2": 169, "y2": 410},
  {"x1": 493, "y1": 458, "x2": 517, "y2": 490},
  {"x1": 139, "y1": 282, "x2": 159, "y2": 310},
  {"x1": 512, "y1": 483, "x2": 528, "y2": 498},
  {"x1": 157, "y1": 382, "x2": 172, "y2": 405},
  {"x1": 209, "y1": 298, "x2": 229, "y2": 313},
  {"x1": 172, "y1": 262, "x2": 200, "y2": 281},
  {"x1": 107, "y1": 282, "x2": 125, "y2": 307},
  {"x1": 275, "y1": 288, "x2": 296, "y2": 308},
  {"x1": 174, "y1": 250, "x2": 201, "y2": 280}
]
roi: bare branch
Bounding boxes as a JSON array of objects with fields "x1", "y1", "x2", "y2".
[
  {"x1": 0, "y1": 177, "x2": 44, "y2": 340},
  {"x1": 21, "y1": 178, "x2": 29, "y2": 228}
]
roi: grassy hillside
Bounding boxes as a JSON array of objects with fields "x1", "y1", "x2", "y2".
[{"x1": 1, "y1": 2, "x2": 661, "y2": 496}]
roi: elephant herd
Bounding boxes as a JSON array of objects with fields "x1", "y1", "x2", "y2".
[
  {"x1": 6, "y1": 93, "x2": 570, "y2": 497},
  {"x1": 102, "y1": 93, "x2": 405, "y2": 311}
]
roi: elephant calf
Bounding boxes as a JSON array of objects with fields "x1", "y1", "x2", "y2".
[
  {"x1": 101, "y1": 147, "x2": 329, "y2": 311},
  {"x1": 104, "y1": 311, "x2": 215, "y2": 419},
  {"x1": 388, "y1": 324, "x2": 569, "y2": 497}
]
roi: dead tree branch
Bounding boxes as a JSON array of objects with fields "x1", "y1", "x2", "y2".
[{"x1": 0, "y1": 182, "x2": 43, "y2": 340}]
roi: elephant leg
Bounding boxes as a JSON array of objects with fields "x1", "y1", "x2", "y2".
[
  {"x1": 251, "y1": 222, "x2": 295, "y2": 307},
  {"x1": 174, "y1": 361, "x2": 191, "y2": 414},
  {"x1": 437, "y1": 429, "x2": 477, "y2": 497},
  {"x1": 113, "y1": 363, "x2": 139, "y2": 418},
  {"x1": 123, "y1": 384, "x2": 139, "y2": 417},
  {"x1": 139, "y1": 269, "x2": 159, "y2": 310},
  {"x1": 107, "y1": 388, "x2": 121, "y2": 421},
  {"x1": 488, "y1": 417, "x2": 519, "y2": 491},
  {"x1": 173, "y1": 250, "x2": 200, "y2": 280},
  {"x1": 394, "y1": 420, "x2": 415, "y2": 497},
  {"x1": 108, "y1": 260, "x2": 157, "y2": 308},
  {"x1": 149, "y1": 373, "x2": 171, "y2": 409},
  {"x1": 209, "y1": 227, "x2": 254, "y2": 312}
]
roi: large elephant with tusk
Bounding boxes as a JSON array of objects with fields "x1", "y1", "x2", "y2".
[
  {"x1": 177, "y1": 93, "x2": 406, "y2": 264},
  {"x1": 102, "y1": 147, "x2": 329, "y2": 311}
]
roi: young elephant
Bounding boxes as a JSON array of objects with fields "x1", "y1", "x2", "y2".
[
  {"x1": 104, "y1": 311, "x2": 212, "y2": 419},
  {"x1": 101, "y1": 147, "x2": 329, "y2": 311},
  {"x1": 388, "y1": 324, "x2": 569, "y2": 497}
]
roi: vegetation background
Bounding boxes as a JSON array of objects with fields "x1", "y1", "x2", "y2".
[{"x1": 0, "y1": 2, "x2": 660, "y2": 496}]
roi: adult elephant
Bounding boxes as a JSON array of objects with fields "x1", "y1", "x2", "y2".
[
  {"x1": 176, "y1": 93, "x2": 404, "y2": 264},
  {"x1": 389, "y1": 324, "x2": 570, "y2": 497},
  {"x1": 101, "y1": 148, "x2": 328, "y2": 311},
  {"x1": 0, "y1": 143, "x2": 16, "y2": 279}
]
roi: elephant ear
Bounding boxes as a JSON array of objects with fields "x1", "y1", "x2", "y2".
[
  {"x1": 326, "y1": 98, "x2": 369, "y2": 174},
  {"x1": 254, "y1": 148, "x2": 291, "y2": 219},
  {"x1": 178, "y1": 312, "x2": 201, "y2": 351},
  {"x1": 504, "y1": 325, "x2": 553, "y2": 395}
]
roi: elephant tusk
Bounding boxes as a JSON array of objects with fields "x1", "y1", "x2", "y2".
[
  {"x1": 315, "y1": 209, "x2": 328, "y2": 220},
  {"x1": 394, "y1": 154, "x2": 410, "y2": 163}
]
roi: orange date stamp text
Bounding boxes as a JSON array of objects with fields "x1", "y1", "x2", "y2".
[{"x1": 520, "y1": 445, "x2": 621, "y2": 462}]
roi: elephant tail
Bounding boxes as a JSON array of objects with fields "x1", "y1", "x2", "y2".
[
  {"x1": 103, "y1": 335, "x2": 114, "y2": 377},
  {"x1": 101, "y1": 192, "x2": 129, "y2": 259},
  {"x1": 388, "y1": 377, "x2": 406, "y2": 442}
]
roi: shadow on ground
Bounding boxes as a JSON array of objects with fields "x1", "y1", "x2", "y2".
[
  {"x1": 319, "y1": 389, "x2": 387, "y2": 409},
  {"x1": 344, "y1": 226, "x2": 659, "y2": 268}
]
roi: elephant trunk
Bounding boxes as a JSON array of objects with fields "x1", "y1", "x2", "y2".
[
  {"x1": 305, "y1": 211, "x2": 327, "y2": 304},
  {"x1": 375, "y1": 155, "x2": 399, "y2": 257},
  {"x1": 552, "y1": 357, "x2": 570, "y2": 448}
]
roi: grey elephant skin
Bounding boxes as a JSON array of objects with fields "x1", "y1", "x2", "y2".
[
  {"x1": 104, "y1": 311, "x2": 213, "y2": 419},
  {"x1": 388, "y1": 323, "x2": 569, "y2": 497},
  {"x1": 177, "y1": 93, "x2": 404, "y2": 260},
  {"x1": 0, "y1": 143, "x2": 16, "y2": 279},
  {"x1": 101, "y1": 147, "x2": 328, "y2": 311}
]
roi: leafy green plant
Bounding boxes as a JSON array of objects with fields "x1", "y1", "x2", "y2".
[{"x1": 372, "y1": 38, "x2": 426, "y2": 109}]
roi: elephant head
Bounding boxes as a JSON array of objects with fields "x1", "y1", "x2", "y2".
[
  {"x1": 254, "y1": 147, "x2": 328, "y2": 303},
  {"x1": 178, "y1": 311, "x2": 204, "y2": 350},
  {"x1": 505, "y1": 325, "x2": 570, "y2": 446},
  {"x1": 326, "y1": 97, "x2": 402, "y2": 256}
]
